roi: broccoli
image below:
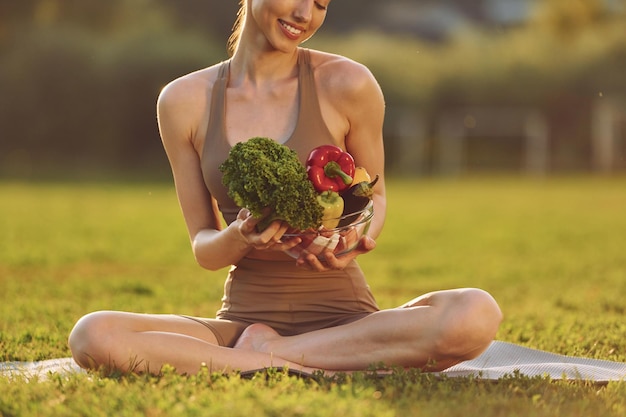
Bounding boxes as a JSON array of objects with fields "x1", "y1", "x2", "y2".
[{"x1": 219, "y1": 137, "x2": 323, "y2": 231}]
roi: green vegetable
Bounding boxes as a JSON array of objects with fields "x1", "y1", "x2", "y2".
[
  {"x1": 317, "y1": 191, "x2": 344, "y2": 229},
  {"x1": 219, "y1": 137, "x2": 324, "y2": 232}
]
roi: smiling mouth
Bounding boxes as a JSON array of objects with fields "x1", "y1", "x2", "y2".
[{"x1": 279, "y1": 20, "x2": 303, "y2": 37}]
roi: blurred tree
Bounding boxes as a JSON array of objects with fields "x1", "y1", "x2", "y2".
[
  {"x1": 532, "y1": 0, "x2": 608, "y2": 39},
  {"x1": 154, "y1": 0, "x2": 239, "y2": 40},
  {"x1": 0, "y1": 0, "x2": 225, "y2": 176},
  {"x1": 1, "y1": 0, "x2": 624, "y2": 177}
]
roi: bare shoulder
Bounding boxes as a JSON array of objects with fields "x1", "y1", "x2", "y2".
[
  {"x1": 157, "y1": 63, "x2": 225, "y2": 148},
  {"x1": 158, "y1": 64, "x2": 221, "y2": 111},
  {"x1": 307, "y1": 49, "x2": 383, "y2": 103}
]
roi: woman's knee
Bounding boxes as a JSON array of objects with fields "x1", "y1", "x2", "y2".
[
  {"x1": 462, "y1": 288, "x2": 502, "y2": 329},
  {"x1": 68, "y1": 311, "x2": 117, "y2": 369},
  {"x1": 437, "y1": 288, "x2": 502, "y2": 359}
]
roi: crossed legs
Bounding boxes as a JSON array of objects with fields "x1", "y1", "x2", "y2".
[
  {"x1": 68, "y1": 312, "x2": 313, "y2": 375},
  {"x1": 68, "y1": 288, "x2": 502, "y2": 375},
  {"x1": 235, "y1": 288, "x2": 502, "y2": 372}
]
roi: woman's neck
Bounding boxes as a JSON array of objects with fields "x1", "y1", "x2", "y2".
[{"x1": 229, "y1": 46, "x2": 300, "y2": 87}]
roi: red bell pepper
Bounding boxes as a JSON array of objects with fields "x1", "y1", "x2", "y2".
[{"x1": 306, "y1": 145, "x2": 355, "y2": 193}]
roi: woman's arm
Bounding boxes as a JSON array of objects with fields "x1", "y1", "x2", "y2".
[
  {"x1": 157, "y1": 75, "x2": 290, "y2": 270},
  {"x1": 339, "y1": 60, "x2": 387, "y2": 240},
  {"x1": 317, "y1": 54, "x2": 387, "y2": 239},
  {"x1": 299, "y1": 54, "x2": 387, "y2": 270}
]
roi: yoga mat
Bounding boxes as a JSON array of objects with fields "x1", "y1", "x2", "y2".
[
  {"x1": 1, "y1": 357, "x2": 84, "y2": 380},
  {"x1": 439, "y1": 341, "x2": 626, "y2": 383},
  {"x1": 2, "y1": 341, "x2": 625, "y2": 382}
]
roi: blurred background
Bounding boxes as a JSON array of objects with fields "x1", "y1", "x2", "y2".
[{"x1": 0, "y1": 0, "x2": 625, "y2": 179}]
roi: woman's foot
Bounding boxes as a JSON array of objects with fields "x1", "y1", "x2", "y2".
[
  {"x1": 233, "y1": 323, "x2": 281, "y2": 353},
  {"x1": 234, "y1": 323, "x2": 323, "y2": 374}
]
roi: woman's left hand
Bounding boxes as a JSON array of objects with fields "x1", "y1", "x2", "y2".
[{"x1": 295, "y1": 235, "x2": 376, "y2": 272}]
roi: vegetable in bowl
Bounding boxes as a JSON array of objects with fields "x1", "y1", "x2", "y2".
[
  {"x1": 219, "y1": 138, "x2": 378, "y2": 261},
  {"x1": 219, "y1": 137, "x2": 323, "y2": 232},
  {"x1": 282, "y1": 200, "x2": 374, "y2": 260}
]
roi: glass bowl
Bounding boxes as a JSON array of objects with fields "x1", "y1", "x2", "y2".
[{"x1": 282, "y1": 201, "x2": 374, "y2": 259}]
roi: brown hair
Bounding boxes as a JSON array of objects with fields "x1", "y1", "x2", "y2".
[{"x1": 227, "y1": 0, "x2": 246, "y2": 57}]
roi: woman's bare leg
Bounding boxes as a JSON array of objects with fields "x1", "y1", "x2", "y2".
[
  {"x1": 234, "y1": 288, "x2": 502, "y2": 372},
  {"x1": 68, "y1": 288, "x2": 501, "y2": 375},
  {"x1": 68, "y1": 311, "x2": 316, "y2": 375}
]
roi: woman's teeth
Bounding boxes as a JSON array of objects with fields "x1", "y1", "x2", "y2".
[{"x1": 281, "y1": 21, "x2": 302, "y2": 35}]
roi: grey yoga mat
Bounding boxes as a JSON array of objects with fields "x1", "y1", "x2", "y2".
[
  {"x1": 438, "y1": 341, "x2": 626, "y2": 382},
  {"x1": 2, "y1": 341, "x2": 625, "y2": 382}
]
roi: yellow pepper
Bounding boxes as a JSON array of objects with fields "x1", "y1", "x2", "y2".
[
  {"x1": 352, "y1": 166, "x2": 371, "y2": 185},
  {"x1": 316, "y1": 191, "x2": 344, "y2": 229}
]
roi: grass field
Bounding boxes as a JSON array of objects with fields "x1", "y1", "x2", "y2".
[{"x1": 1, "y1": 176, "x2": 625, "y2": 416}]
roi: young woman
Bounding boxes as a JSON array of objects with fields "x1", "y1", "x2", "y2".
[{"x1": 68, "y1": 0, "x2": 502, "y2": 375}]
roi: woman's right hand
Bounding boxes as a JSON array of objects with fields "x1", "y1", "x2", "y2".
[{"x1": 234, "y1": 208, "x2": 301, "y2": 252}]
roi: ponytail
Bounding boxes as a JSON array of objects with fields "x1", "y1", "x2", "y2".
[{"x1": 227, "y1": 0, "x2": 246, "y2": 57}]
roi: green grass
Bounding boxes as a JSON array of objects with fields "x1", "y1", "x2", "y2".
[{"x1": 1, "y1": 176, "x2": 625, "y2": 416}]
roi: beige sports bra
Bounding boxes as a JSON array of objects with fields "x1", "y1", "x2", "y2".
[{"x1": 201, "y1": 48, "x2": 336, "y2": 225}]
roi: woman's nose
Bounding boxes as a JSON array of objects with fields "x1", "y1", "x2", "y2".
[{"x1": 293, "y1": 0, "x2": 313, "y2": 23}]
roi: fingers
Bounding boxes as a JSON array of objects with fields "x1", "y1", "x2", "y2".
[
  {"x1": 237, "y1": 208, "x2": 251, "y2": 220},
  {"x1": 296, "y1": 252, "x2": 327, "y2": 271},
  {"x1": 357, "y1": 235, "x2": 376, "y2": 252},
  {"x1": 296, "y1": 236, "x2": 376, "y2": 271},
  {"x1": 256, "y1": 221, "x2": 289, "y2": 247},
  {"x1": 236, "y1": 211, "x2": 291, "y2": 251}
]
